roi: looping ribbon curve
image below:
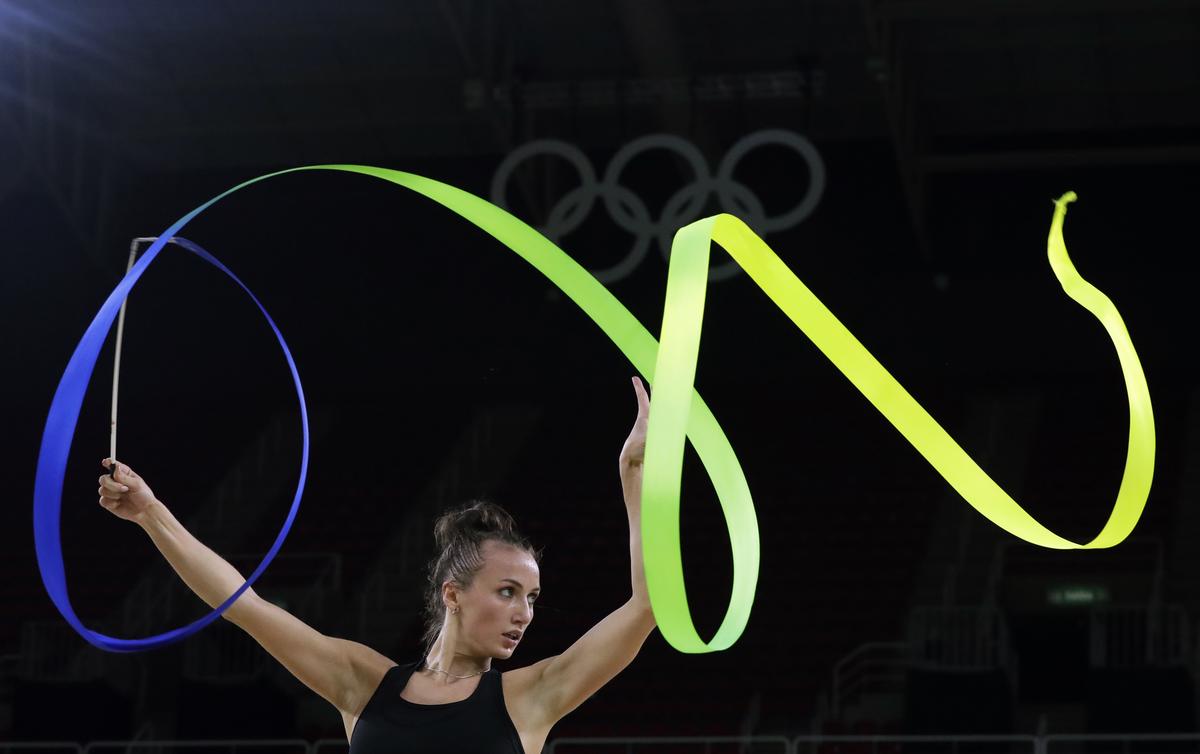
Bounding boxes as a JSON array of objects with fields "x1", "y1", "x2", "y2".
[{"x1": 35, "y1": 168, "x2": 1154, "y2": 655}]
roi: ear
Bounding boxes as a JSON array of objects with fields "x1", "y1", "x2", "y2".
[{"x1": 441, "y1": 580, "x2": 460, "y2": 612}]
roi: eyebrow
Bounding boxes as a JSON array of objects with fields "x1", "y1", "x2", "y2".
[{"x1": 500, "y1": 578, "x2": 540, "y2": 591}]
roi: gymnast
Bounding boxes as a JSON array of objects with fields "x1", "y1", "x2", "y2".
[{"x1": 96, "y1": 376, "x2": 657, "y2": 753}]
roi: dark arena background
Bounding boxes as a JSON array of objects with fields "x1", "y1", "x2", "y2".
[{"x1": 3, "y1": 1, "x2": 1200, "y2": 753}]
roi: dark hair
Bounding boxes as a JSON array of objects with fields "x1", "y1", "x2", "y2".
[{"x1": 420, "y1": 500, "x2": 542, "y2": 655}]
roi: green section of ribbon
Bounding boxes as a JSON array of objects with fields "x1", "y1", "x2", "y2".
[
  {"x1": 208, "y1": 168, "x2": 1153, "y2": 653},
  {"x1": 643, "y1": 196, "x2": 1154, "y2": 650},
  {"x1": 311, "y1": 166, "x2": 760, "y2": 653}
]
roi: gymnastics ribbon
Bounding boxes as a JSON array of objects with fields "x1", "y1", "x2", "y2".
[
  {"x1": 643, "y1": 191, "x2": 1154, "y2": 651},
  {"x1": 35, "y1": 234, "x2": 310, "y2": 652},
  {"x1": 35, "y1": 169, "x2": 1153, "y2": 655}
]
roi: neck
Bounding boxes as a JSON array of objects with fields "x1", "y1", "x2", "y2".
[{"x1": 425, "y1": 634, "x2": 491, "y2": 679}]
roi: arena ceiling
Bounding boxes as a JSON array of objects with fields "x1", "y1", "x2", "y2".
[
  {"x1": 5, "y1": 0, "x2": 1198, "y2": 162},
  {"x1": 2, "y1": 0, "x2": 1198, "y2": 259}
]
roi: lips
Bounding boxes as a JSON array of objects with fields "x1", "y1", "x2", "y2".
[{"x1": 503, "y1": 632, "x2": 521, "y2": 642}]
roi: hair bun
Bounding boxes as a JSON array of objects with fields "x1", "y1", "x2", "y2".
[{"x1": 433, "y1": 500, "x2": 518, "y2": 549}]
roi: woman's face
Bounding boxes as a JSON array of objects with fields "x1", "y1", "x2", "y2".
[{"x1": 451, "y1": 540, "x2": 540, "y2": 657}]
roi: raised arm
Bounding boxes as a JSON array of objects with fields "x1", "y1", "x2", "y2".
[
  {"x1": 101, "y1": 459, "x2": 386, "y2": 715},
  {"x1": 526, "y1": 377, "x2": 658, "y2": 724}
]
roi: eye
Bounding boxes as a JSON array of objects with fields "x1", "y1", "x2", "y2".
[{"x1": 500, "y1": 587, "x2": 514, "y2": 597}]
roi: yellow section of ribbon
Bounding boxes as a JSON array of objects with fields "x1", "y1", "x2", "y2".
[{"x1": 642, "y1": 192, "x2": 1154, "y2": 651}]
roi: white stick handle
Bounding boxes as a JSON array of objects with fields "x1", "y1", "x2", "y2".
[{"x1": 110, "y1": 238, "x2": 155, "y2": 469}]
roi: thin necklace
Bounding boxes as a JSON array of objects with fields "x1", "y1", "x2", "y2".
[{"x1": 422, "y1": 658, "x2": 487, "y2": 679}]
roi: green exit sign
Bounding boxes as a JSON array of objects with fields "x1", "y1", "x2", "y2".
[{"x1": 1047, "y1": 585, "x2": 1110, "y2": 606}]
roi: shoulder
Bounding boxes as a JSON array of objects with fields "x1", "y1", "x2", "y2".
[{"x1": 501, "y1": 655, "x2": 560, "y2": 729}]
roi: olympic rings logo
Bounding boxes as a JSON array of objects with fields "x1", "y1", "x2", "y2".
[{"x1": 490, "y1": 129, "x2": 826, "y2": 283}]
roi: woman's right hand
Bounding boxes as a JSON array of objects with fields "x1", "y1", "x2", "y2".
[{"x1": 98, "y1": 458, "x2": 161, "y2": 525}]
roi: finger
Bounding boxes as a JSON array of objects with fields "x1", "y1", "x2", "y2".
[
  {"x1": 111, "y1": 462, "x2": 133, "y2": 482},
  {"x1": 100, "y1": 475, "x2": 129, "y2": 493},
  {"x1": 631, "y1": 376, "x2": 650, "y2": 413},
  {"x1": 99, "y1": 486, "x2": 122, "y2": 500}
]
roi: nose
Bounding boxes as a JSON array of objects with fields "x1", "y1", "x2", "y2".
[{"x1": 514, "y1": 602, "x2": 532, "y2": 626}]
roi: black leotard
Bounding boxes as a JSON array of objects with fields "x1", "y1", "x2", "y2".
[{"x1": 348, "y1": 659, "x2": 525, "y2": 753}]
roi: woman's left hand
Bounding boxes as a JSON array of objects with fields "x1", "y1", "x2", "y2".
[{"x1": 619, "y1": 376, "x2": 650, "y2": 472}]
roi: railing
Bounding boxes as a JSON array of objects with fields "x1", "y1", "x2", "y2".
[
  {"x1": 794, "y1": 736, "x2": 1035, "y2": 754},
  {"x1": 907, "y1": 606, "x2": 1009, "y2": 670},
  {"x1": 546, "y1": 736, "x2": 792, "y2": 753},
  {"x1": 181, "y1": 621, "x2": 269, "y2": 683},
  {"x1": 120, "y1": 578, "x2": 176, "y2": 643},
  {"x1": 9, "y1": 735, "x2": 1200, "y2": 754},
  {"x1": 123, "y1": 723, "x2": 156, "y2": 754},
  {"x1": 17, "y1": 620, "x2": 107, "y2": 681},
  {"x1": 1045, "y1": 733, "x2": 1200, "y2": 754},
  {"x1": 81, "y1": 742, "x2": 308, "y2": 754},
  {"x1": 1088, "y1": 605, "x2": 1191, "y2": 668},
  {"x1": 831, "y1": 642, "x2": 910, "y2": 719}
]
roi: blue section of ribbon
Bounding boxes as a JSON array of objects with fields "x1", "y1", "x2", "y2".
[{"x1": 33, "y1": 229, "x2": 309, "y2": 652}]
